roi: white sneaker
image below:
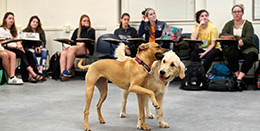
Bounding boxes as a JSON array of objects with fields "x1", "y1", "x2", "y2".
[{"x1": 8, "y1": 76, "x2": 24, "y2": 85}]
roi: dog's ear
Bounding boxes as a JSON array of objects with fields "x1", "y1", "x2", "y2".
[
  {"x1": 178, "y1": 61, "x2": 185, "y2": 79},
  {"x1": 138, "y1": 43, "x2": 148, "y2": 52},
  {"x1": 155, "y1": 53, "x2": 164, "y2": 60}
]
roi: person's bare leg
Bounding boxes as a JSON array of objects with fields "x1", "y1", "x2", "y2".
[
  {"x1": 60, "y1": 48, "x2": 69, "y2": 74},
  {"x1": 125, "y1": 45, "x2": 131, "y2": 55},
  {"x1": 0, "y1": 51, "x2": 11, "y2": 78},
  {"x1": 38, "y1": 66, "x2": 43, "y2": 73},
  {"x1": 6, "y1": 50, "x2": 16, "y2": 78},
  {"x1": 234, "y1": 71, "x2": 239, "y2": 78},
  {"x1": 66, "y1": 46, "x2": 87, "y2": 70},
  {"x1": 26, "y1": 66, "x2": 43, "y2": 81},
  {"x1": 237, "y1": 72, "x2": 245, "y2": 80}
]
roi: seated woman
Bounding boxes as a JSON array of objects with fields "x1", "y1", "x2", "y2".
[
  {"x1": 22, "y1": 15, "x2": 48, "y2": 74},
  {"x1": 138, "y1": 7, "x2": 167, "y2": 48},
  {"x1": 114, "y1": 13, "x2": 138, "y2": 57},
  {"x1": 0, "y1": 44, "x2": 23, "y2": 85},
  {"x1": 221, "y1": 4, "x2": 258, "y2": 91},
  {"x1": 59, "y1": 14, "x2": 95, "y2": 81},
  {"x1": 0, "y1": 12, "x2": 44, "y2": 83},
  {"x1": 190, "y1": 9, "x2": 223, "y2": 73}
]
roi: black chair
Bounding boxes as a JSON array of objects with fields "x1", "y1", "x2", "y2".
[{"x1": 76, "y1": 34, "x2": 118, "y2": 60}]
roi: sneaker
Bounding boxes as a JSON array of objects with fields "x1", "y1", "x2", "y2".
[
  {"x1": 62, "y1": 68, "x2": 71, "y2": 77},
  {"x1": 60, "y1": 74, "x2": 69, "y2": 81},
  {"x1": 8, "y1": 76, "x2": 24, "y2": 85}
]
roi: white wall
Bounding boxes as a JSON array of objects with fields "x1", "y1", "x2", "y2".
[{"x1": 0, "y1": 0, "x2": 259, "y2": 56}]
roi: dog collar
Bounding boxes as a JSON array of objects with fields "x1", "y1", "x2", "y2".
[{"x1": 135, "y1": 57, "x2": 153, "y2": 74}]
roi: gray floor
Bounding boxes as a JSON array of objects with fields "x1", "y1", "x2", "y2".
[{"x1": 0, "y1": 77, "x2": 260, "y2": 131}]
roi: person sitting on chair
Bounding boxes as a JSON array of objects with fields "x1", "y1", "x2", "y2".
[
  {"x1": 190, "y1": 9, "x2": 223, "y2": 73},
  {"x1": 22, "y1": 15, "x2": 48, "y2": 74},
  {"x1": 221, "y1": 4, "x2": 258, "y2": 91},
  {"x1": 138, "y1": 7, "x2": 167, "y2": 48},
  {"x1": 114, "y1": 13, "x2": 138, "y2": 57},
  {"x1": 59, "y1": 14, "x2": 95, "y2": 81}
]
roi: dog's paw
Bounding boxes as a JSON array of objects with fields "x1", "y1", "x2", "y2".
[
  {"x1": 120, "y1": 112, "x2": 126, "y2": 118},
  {"x1": 147, "y1": 113, "x2": 154, "y2": 119},
  {"x1": 99, "y1": 118, "x2": 106, "y2": 124},
  {"x1": 84, "y1": 128, "x2": 91, "y2": 131},
  {"x1": 152, "y1": 103, "x2": 160, "y2": 109},
  {"x1": 137, "y1": 124, "x2": 151, "y2": 130},
  {"x1": 159, "y1": 121, "x2": 170, "y2": 128}
]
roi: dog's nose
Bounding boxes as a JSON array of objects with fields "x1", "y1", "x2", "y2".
[{"x1": 160, "y1": 70, "x2": 165, "y2": 76}]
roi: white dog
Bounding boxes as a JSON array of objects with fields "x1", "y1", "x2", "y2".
[{"x1": 115, "y1": 43, "x2": 185, "y2": 128}]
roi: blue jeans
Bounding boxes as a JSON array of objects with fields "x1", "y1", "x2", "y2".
[{"x1": 27, "y1": 48, "x2": 48, "y2": 67}]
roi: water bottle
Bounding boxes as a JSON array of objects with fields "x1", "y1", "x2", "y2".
[{"x1": 257, "y1": 74, "x2": 260, "y2": 89}]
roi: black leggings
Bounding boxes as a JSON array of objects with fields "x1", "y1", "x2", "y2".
[
  {"x1": 8, "y1": 48, "x2": 34, "y2": 68},
  {"x1": 225, "y1": 49, "x2": 258, "y2": 74},
  {"x1": 191, "y1": 48, "x2": 223, "y2": 73},
  {"x1": 8, "y1": 48, "x2": 38, "y2": 81}
]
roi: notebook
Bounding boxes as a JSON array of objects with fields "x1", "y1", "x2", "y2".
[
  {"x1": 161, "y1": 25, "x2": 183, "y2": 42},
  {"x1": 22, "y1": 32, "x2": 40, "y2": 40}
]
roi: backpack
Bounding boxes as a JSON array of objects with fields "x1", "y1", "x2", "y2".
[
  {"x1": 47, "y1": 52, "x2": 61, "y2": 80},
  {"x1": 208, "y1": 64, "x2": 235, "y2": 91},
  {"x1": 174, "y1": 36, "x2": 192, "y2": 57},
  {"x1": 180, "y1": 61, "x2": 208, "y2": 90}
]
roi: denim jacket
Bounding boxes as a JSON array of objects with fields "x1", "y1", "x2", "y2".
[{"x1": 138, "y1": 20, "x2": 166, "y2": 42}]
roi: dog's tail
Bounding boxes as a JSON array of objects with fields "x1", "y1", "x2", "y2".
[
  {"x1": 77, "y1": 58, "x2": 90, "y2": 69},
  {"x1": 114, "y1": 43, "x2": 131, "y2": 61}
]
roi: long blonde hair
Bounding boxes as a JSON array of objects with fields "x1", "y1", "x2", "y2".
[{"x1": 77, "y1": 14, "x2": 92, "y2": 38}]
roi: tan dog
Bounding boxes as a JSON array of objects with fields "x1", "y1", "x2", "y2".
[
  {"x1": 78, "y1": 42, "x2": 168, "y2": 131},
  {"x1": 116, "y1": 44, "x2": 185, "y2": 128}
]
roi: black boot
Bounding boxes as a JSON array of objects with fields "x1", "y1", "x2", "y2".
[
  {"x1": 236, "y1": 79, "x2": 243, "y2": 92},
  {"x1": 241, "y1": 80, "x2": 249, "y2": 90}
]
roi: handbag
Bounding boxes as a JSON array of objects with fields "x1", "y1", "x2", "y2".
[{"x1": 208, "y1": 77, "x2": 235, "y2": 91}]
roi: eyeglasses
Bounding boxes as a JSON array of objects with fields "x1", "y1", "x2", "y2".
[{"x1": 232, "y1": 11, "x2": 242, "y2": 14}]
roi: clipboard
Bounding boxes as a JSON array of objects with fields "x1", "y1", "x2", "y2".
[
  {"x1": 102, "y1": 38, "x2": 121, "y2": 45},
  {"x1": 126, "y1": 38, "x2": 146, "y2": 44},
  {"x1": 216, "y1": 38, "x2": 237, "y2": 42},
  {"x1": 76, "y1": 38, "x2": 95, "y2": 44},
  {"x1": 155, "y1": 38, "x2": 175, "y2": 44},
  {"x1": 54, "y1": 38, "x2": 73, "y2": 44},
  {"x1": 1, "y1": 39, "x2": 24, "y2": 45},
  {"x1": 216, "y1": 38, "x2": 237, "y2": 45},
  {"x1": 183, "y1": 38, "x2": 203, "y2": 44}
]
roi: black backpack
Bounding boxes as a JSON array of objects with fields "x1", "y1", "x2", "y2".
[
  {"x1": 180, "y1": 61, "x2": 208, "y2": 90},
  {"x1": 47, "y1": 52, "x2": 61, "y2": 80},
  {"x1": 174, "y1": 36, "x2": 192, "y2": 57}
]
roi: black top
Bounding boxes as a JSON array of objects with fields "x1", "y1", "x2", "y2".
[
  {"x1": 71, "y1": 26, "x2": 95, "y2": 45},
  {"x1": 114, "y1": 26, "x2": 138, "y2": 45},
  {"x1": 114, "y1": 26, "x2": 138, "y2": 57},
  {"x1": 70, "y1": 26, "x2": 96, "y2": 55}
]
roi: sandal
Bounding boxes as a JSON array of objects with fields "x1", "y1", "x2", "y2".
[
  {"x1": 28, "y1": 77, "x2": 37, "y2": 83},
  {"x1": 33, "y1": 74, "x2": 45, "y2": 81}
]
